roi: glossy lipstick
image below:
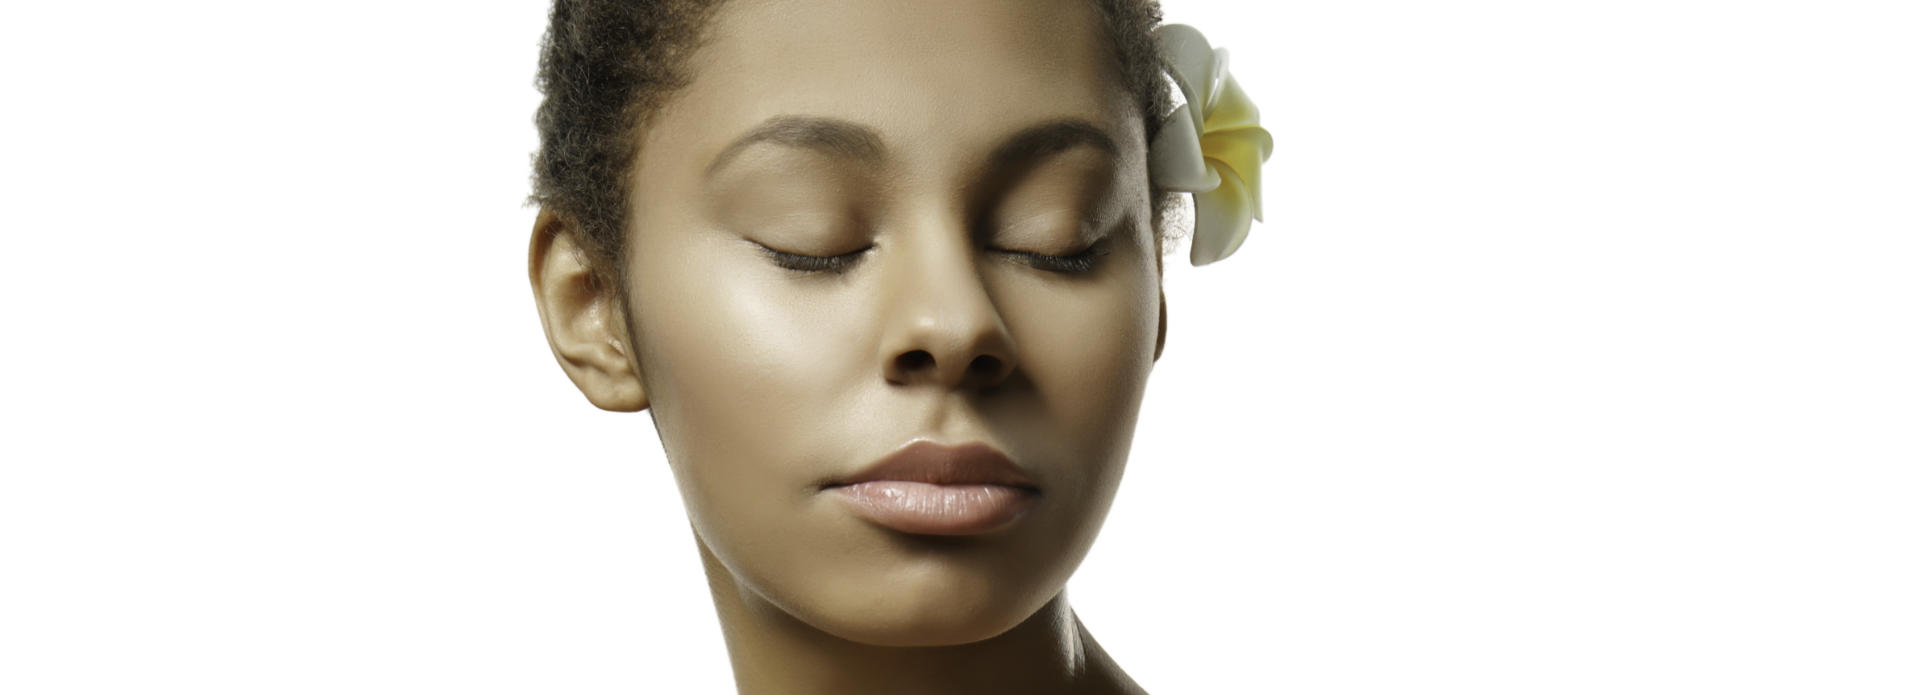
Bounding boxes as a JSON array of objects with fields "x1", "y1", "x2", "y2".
[{"x1": 824, "y1": 440, "x2": 1039, "y2": 536}]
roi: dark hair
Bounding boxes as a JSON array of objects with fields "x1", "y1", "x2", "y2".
[{"x1": 531, "y1": 0, "x2": 1177, "y2": 291}]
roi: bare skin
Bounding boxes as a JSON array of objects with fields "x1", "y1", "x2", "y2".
[
  {"x1": 698, "y1": 536, "x2": 1146, "y2": 695},
  {"x1": 530, "y1": 0, "x2": 1165, "y2": 692}
]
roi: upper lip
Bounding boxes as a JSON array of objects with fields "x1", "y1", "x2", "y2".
[{"x1": 825, "y1": 440, "x2": 1038, "y2": 490}]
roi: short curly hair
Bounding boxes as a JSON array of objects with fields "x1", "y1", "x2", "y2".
[{"x1": 531, "y1": 0, "x2": 1177, "y2": 292}]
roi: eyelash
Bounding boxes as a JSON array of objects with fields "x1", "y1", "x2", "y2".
[
  {"x1": 758, "y1": 245, "x2": 871, "y2": 274},
  {"x1": 1002, "y1": 242, "x2": 1110, "y2": 274},
  {"x1": 756, "y1": 240, "x2": 1110, "y2": 276}
]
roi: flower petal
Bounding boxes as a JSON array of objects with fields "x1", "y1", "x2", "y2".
[
  {"x1": 1202, "y1": 72, "x2": 1262, "y2": 134},
  {"x1": 1200, "y1": 123, "x2": 1273, "y2": 221},
  {"x1": 1154, "y1": 24, "x2": 1216, "y2": 134},
  {"x1": 1190, "y1": 164, "x2": 1254, "y2": 266},
  {"x1": 1149, "y1": 103, "x2": 1221, "y2": 192},
  {"x1": 1207, "y1": 48, "x2": 1231, "y2": 114}
]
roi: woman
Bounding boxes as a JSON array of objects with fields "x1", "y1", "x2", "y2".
[{"x1": 525, "y1": 0, "x2": 1268, "y2": 691}]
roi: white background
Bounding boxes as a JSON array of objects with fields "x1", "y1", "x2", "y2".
[{"x1": 2, "y1": 1, "x2": 1916, "y2": 693}]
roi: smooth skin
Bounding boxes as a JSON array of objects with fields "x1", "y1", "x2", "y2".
[{"x1": 530, "y1": 0, "x2": 1167, "y2": 692}]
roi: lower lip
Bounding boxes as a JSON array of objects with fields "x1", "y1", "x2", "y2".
[{"x1": 827, "y1": 482, "x2": 1039, "y2": 536}]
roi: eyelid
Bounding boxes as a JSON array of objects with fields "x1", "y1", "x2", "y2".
[
  {"x1": 751, "y1": 240, "x2": 871, "y2": 275},
  {"x1": 994, "y1": 237, "x2": 1112, "y2": 275},
  {"x1": 749, "y1": 236, "x2": 1109, "y2": 276}
]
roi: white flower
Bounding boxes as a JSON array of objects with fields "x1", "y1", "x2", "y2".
[{"x1": 1148, "y1": 24, "x2": 1275, "y2": 266}]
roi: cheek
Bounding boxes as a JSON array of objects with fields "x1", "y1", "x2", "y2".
[
  {"x1": 629, "y1": 239, "x2": 872, "y2": 513},
  {"x1": 1007, "y1": 259, "x2": 1160, "y2": 439},
  {"x1": 981, "y1": 254, "x2": 1161, "y2": 536}
]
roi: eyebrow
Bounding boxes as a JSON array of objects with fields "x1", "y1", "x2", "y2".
[
  {"x1": 983, "y1": 119, "x2": 1120, "y2": 174},
  {"x1": 704, "y1": 115, "x2": 1121, "y2": 181},
  {"x1": 705, "y1": 116, "x2": 886, "y2": 178}
]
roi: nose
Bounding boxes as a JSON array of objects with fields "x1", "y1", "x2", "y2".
[{"x1": 877, "y1": 230, "x2": 1019, "y2": 391}]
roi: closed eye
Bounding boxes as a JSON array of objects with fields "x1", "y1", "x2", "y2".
[
  {"x1": 752, "y1": 240, "x2": 1108, "y2": 276},
  {"x1": 997, "y1": 239, "x2": 1111, "y2": 275},
  {"x1": 754, "y1": 242, "x2": 872, "y2": 275}
]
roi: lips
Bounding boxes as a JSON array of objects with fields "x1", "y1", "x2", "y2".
[{"x1": 823, "y1": 440, "x2": 1040, "y2": 536}]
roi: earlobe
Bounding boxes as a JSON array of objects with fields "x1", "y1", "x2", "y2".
[{"x1": 528, "y1": 209, "x2": 649, "y2": 412}]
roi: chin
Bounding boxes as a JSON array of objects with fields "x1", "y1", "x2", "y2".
[
  {"x1": 801, "y1": 592, "x2": 1048, "y2": 648},
  {"x1": 769, "y1": 555, "x2": 1062, "y2": 648}
]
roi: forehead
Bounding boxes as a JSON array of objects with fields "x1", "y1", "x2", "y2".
[{"x1": 637, "y1": 0, "x2": 1139, "y2": 174}]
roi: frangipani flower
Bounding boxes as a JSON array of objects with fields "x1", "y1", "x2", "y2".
[{"x1": 1148, "y1": 24, "x2": 1275, "y2": 266}]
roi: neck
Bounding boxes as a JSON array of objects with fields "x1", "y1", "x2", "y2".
[{"x1": 694, "y1": 535, "x2": 1145, "y2": 695}]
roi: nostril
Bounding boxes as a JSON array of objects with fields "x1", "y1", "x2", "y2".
[
  {"x1": 967, "y1": 355, "x2": 1004, "y2": 382},
  {"x1": 897, "y1": 350, "x2": 935, "y2": 373}
]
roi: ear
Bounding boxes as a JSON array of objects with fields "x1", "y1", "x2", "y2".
[
  {"x1": 1154, "y1": 288, "x2": 1168, "y2": 363},
  {"x1": 1153, "y1": 239, "x2": 1168, "y2": 363},
  {"x1": 528, "y1": 209, "x2": 649, "y2": 412}
]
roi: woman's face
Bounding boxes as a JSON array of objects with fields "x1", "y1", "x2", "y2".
[{"x1": 622, "y1": 0, "x2": 1164, "y2": 646}]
